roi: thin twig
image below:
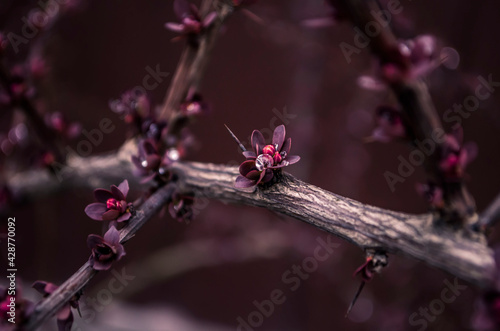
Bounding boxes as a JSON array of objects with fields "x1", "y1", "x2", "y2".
[
  {"x1": 22, "y1": 183, "x2": 177, "y2": 330},
  {"x1": 336, "y1": 0, "x2": 476, "y2": 223},
  {"x1": 159, "y1": 0, "x2": 235, "y2": 129},
  {"x1": 477, "y1": 192, "x2": 500, "y2": 230}
]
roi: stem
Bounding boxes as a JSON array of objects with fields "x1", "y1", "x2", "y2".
[
  {"x1": 7, "y1": 152, "x2": 496, "y2": 289},
  {"x1": 22, "y1": 183, "x2": 177, "y2": 330},
  {"x1": 337, "y1": 0, "x2": 476, "y2": 223},
  {"x1": 159, "y1": 0, "x2": 234, "y2": 131},
  {"x1": 169, "y1": 161, "x2": 494, "y2": 288}
]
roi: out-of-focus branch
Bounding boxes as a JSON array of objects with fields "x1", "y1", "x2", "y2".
[
  {"x1": 336, "y1": 0, "x2": 476, "y2": 224},
  {"x1": 477, "y1": 192, "x2": 500, "y2": 230},
  {"x1": 159, "y1": 0, "x2": 235, "y2": 132},
  {"x1": 8, "y1": 139, "x2": 138, "y2": 199},
  {"x1": 22, "y1": 182, "x2": 177, "y2": 330},
  {"x1": 0, "y1": 64, "x2": 65, "y2": 162}
]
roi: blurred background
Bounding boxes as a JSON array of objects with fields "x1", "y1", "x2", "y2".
[{"x1": 1, "y1": 0, "x2": 500, "y2": 330}]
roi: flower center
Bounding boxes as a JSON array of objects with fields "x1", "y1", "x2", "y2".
[
  {"x1": 106, "y1": 198, "x2": 122, "y2": 210},
  {"x1": 255, "y1": 154, "x2": 273, "y2": 171}
]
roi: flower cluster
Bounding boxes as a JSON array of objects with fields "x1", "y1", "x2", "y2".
[
  {"x1": 84, "y1": 181, "x2": 130, "y2": 270},
  {"x1": 109, "y1": 90, "x2": 167, "y2": 141},
  {"x1": 45, "y1": 112, "x2": 82, "y2": 141},
  {"x1": 179, "y1": 92, "x2": 210, "y2": 117},
  {"x1": 165, "y1": 0, "x2": 217, "y2": 42},
  {"x1": 358, "y1": 35, "x2": 456, "y2": 90},
  {"x1": 87, "y1": 226, "x2": 126, "y2": 270},
  {"x1": 415, "y1": 128, "x2": 476, "y2": 208},
  {"x1": 131, "y1": 139, "x2": 175, "y2": 184},
  {"x1": 85, "y1": 180, "x2": 133, "y2": 222},
  {"x1": 83, "y1": 180, "x2": 130, "y2": 270},
  {"x1": 439, "y1": 128, "x2": 477, "y2": 181},
  {"x1": 32, "y1": 281, "x2": 80, "y2": 331},
  {"x1": 235, "y1": 125, "x2": 300, "y2": 188}
]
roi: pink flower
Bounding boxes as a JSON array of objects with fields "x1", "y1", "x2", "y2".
[
  {"x1": 165, "y1": 0, "x2": 217, "y2": 41},
  {"x1": 84, "y1": 180, "x2": 132, "y2": 222},
  {"x1": 235, "y1": 125, "x2": 300, "y2": 188},
  {"x1": 439, "y1": 128, "x2": 477, "y2": 181},
  {"x1": 87, "y1": 226, "x2": 126, "y2": 270},
  {"x1": 32, "y1": 281, "x2": 79, "y2": 331}
]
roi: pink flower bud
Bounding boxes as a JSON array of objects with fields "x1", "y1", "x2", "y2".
[
  {"x1": 273, "y1": 152, "x2": 282, "y2": 164},
  {"x1": 262, "y1": 144, "x2": 276, "y2": 155}
]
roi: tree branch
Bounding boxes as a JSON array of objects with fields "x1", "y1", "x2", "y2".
[
  {"x1": 7, "y1": 139, "x2": 138, "y2": 199},
  {"x1": 22, "y1": 182, "x2": 177, "y2": 330},
  {"x1": 337, "y1": 0, "x2": 476, "y2": 223},
  {"x1": 7, "y1": 149, "x2": 496, "y2": 290},
  {"x1": 477, "y1": 192, "x2": 500, "y2": 230},
  {"x1": 159, "y1": 0, "x2": 234, "y2": 127},
  {"x1": 169, "y1": 161, "x2": 495, "y2": 288}
]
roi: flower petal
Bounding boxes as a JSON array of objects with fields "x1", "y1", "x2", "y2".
[
  {"x1": 235, "y1": 175, "x2": 256, "y2": 188},
  {"x1": 261, "y1": 169, "x2": 274, "y2": 183},
  {"x1": 115, "y1": 244, "x2": 126, "y2": 261},
  {"x1": 285, "y1": 155, "x2": 300, "y2": 165},
  {"x1": 143, "y1": 140, "x2": 158, "y2": 155},
  {"x1": 102, "y1": 209, "x2": 120, "y2": 221},
  {"x1": 239, "y1": 160, "x2": 256, "y2": 176},
  {"x1": 117, "y1": 180, "x2": 129, "y2": 199},
  {"x1": 87, "y1": 234, "x2": 105, "y2": 249},
  {"x1": 146, "y1": 154, "x2": 161, "y2": 169},
  {"x1": 251, "y1": 130, "x2": 265, "y2": 154},
  {"x1": 85, "y1": 203, "x2": 107, "y2": 220},
  {"x1": 131, "y1": 155, "x2": 142, "y2": 169},
  {"x1": 110, "y1": 185, "x2": 125, "y2": 201},
  {"x1": 255, "y1": 169, "x2": 267, "y2": 185},
  {"x1": 103, "y1": 226, "x2": 120, "y2": 244},
  {"x1": 140, "y1": 173, "x2": 157, "y2": 184},
  {"x1": 461, "y1": 142, "x2": 478, "y2": 167},
  {"x1": 91, "y1": 259, "x2": 113, "y2": 271},
  {"x1": 203, "y1": 11, "x2": 217, "y2": 27},
  {"x1": 56, "y1": 305, "x2": 73, "y2": 331},
  {"x1": 117, "y1": 212, "x2": 131, "y2": 223},
  {"x1": 32, "y1": 281, "x2": 57, "y2": 296},
  {"x1": 165, "y1": 22, "x2": 185, "y2": 33},
  {"x1": 245, "y1": 170, "x2": 261, "y2": 180},
  {"x1": 94, "y1": 189, "x2": 113, "y2": 203},
  {"x1": 281, "y1": 138, "x2": 291, "y2": 155},
  {"x1": 272, "y1": 125, "x2": 286, "y2": 150}
]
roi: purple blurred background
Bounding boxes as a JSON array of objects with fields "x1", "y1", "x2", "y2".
[{"x1": 2, "y1": 0, "x2": 500, "y2": 330}]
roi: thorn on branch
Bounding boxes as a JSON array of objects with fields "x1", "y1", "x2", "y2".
[{"x1": 346, "y1": 250, "x2": 388, "y2": 317}]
